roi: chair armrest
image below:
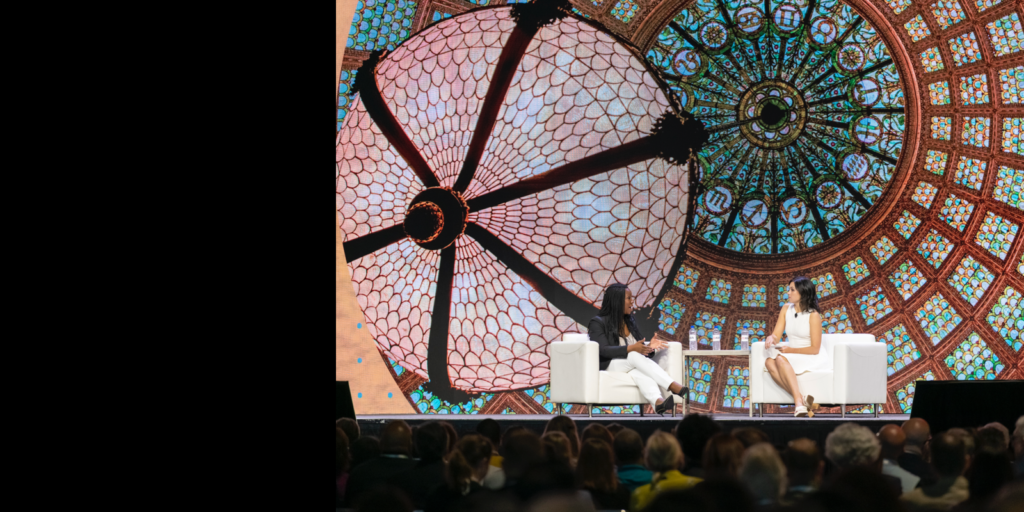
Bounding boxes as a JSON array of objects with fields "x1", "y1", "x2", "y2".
[
  {"x1": 549, "y1": 342, "x2": 599, "y2": 403},
  {"x1": 833, "y1": 341, "x2": 887, "y2": 404},
  {"x1": 658, "y1": 342, "x2": 683, "y2": 384},
  {"x1": 749, "y1": 342, "x2": 766, "y2": 402}
]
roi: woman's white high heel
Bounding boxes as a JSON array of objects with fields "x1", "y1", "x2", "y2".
[{"x1": 794, "y1": 405, "x2": 809, "y2": 417}]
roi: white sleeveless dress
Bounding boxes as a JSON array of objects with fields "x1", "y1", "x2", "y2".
[{"x1": 765, "y1": 304, "x2": 832, "y2": 374}]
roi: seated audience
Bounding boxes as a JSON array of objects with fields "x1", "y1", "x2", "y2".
[
  {"x1": 336, "y1": 427, "x2": 350, "y2": 507},
  {"x1": 951, "y1": 450, "x2": 1014, "y2": 512},
  {"x1": 606, "y1": 422, "x2": 625, "y2": 437},
  {"x1": 902, "y1": 417, "x2": 938, "y2": 481},
  {"x1": 441, "y1": 421, "x2": 459, "y2": 460},
  {"x1": 501, "y1": 430, "x2": 546, "y2": 490},
  {"x1": 581, "y1": 423, "x2": 614, "y2": 446},
  {"x1": 739, "y1": 442, "x2": 786, "y2": 509},
  {"x1": 614, "y1": 428, "x2": 653, "y2": 493},
  {"x1": 542, "y1": 431, "x2": 574, "y2": 467},
  {"x1": 975, "y1": 425, "x2": 1010, "y2": 456},
  {"x1": 902, "y1": 431, "x2": 970, "y2": 509},
  {"x1": 780, "y1": 438, "x2": 823, "y2": 506},
  {"x1": 424, "y1": 433, "x2": 492, "y2": 512},
  {"x1": 390, "y1": 421, "x2": 449, "y2": 509},
  {"x1": 350, "y1": 435, "x2": 380, "y2": 469},
  {"x1": 702, "y1": 433, "x2": 744, "y2": 479},
  {"x1": 337, "y1": 417, "x2": 360, "y2": 443},
  {"x1": 475, "y1": 418, "x2": 503, "y2": 467},
  {"x1": 483, "y1": 425, "x2": 528, "y2": 490},
  {"x1": 344, "y1": 420, "x2": 417, "y2": 506},
  {"x1": 818, "y1": 466, "x2": 903, "y2": 512},
  {"x1": 631, "y1": 430, "x2": 702, "y2": 511},
  {"x1": 544, "y1": 415, "x2": 581, "y2": 462},
  {"x1": 826, "y1": 422, "x2": 902, "y2": 495},
  {"x1": 354, "y1": 486, "x2": 413, "y2": 512},
  {"x1": 878, "y1": 424, "x2": 921, "y2": 493},
  {"x1": 577, "y1": 438, "x2": 630, "y2": 510},
  {"x1": 675, "y1": 413, "x2": 721, "y2": 478},
  {"x1": 979, "y1": 422, "x2": 1010, "y2": 452},
  {"x1": 1014, "y1": 416, "x2": 1024, "y2": 477},
  {"x1": 732, "y1": 426, "x2": 770, "y2": 449}
]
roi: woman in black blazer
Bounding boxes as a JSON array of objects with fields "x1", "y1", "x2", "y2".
[{"x1": 587, "y1": 283, "x2": 688, "y2": 414}]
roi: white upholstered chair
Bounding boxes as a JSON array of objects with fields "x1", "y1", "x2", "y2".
[
  {"x1": 749, "y1": 333, "x2": 888, "y2": 417},
  {"x1": 549, "y1": 333, "x2": 684, "y2": 416}
]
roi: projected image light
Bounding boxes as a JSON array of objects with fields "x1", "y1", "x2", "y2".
[
  {"x1": 647, "y1": 0, "x2": 905, "y2": 254},
  {"x1": 338, "y1": 3, "x2": 706, "y2": 402}
]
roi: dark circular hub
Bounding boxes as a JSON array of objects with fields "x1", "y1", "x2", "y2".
[
  {"x1": 405, "y1": 187, "x2": 469, "y2": 250},
  {"x1": 404, "y1": 202, "x2": 444, "y2": 244},
  {"x1": 760, "y1": 101, "x2": 787, "y2": 127}
]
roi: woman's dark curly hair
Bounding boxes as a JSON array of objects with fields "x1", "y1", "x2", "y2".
[{"x1": 790, "y1": 276, "x2": 819, "y2": 313}]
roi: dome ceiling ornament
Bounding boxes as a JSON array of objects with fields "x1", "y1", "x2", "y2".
[
  {"x1": 338, "y1": 0, "x2": 708, "y2": 402},
  {"x1": 647, "y1": 0, "x2": 908, "y2": 256}
]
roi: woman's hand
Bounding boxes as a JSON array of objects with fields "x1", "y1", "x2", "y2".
[
  {"x1": 648, "y1": 334, "x2": 669, "y2": 351},
  {"x1": 628, "y1": 342, "x2": 653, "y2": 355},
  {"x1": 765, "y1": 334, "x2": 777, "y2": 348},
  {"x1": 777, "y1": 345, "x2": 789, "y2": 353}
]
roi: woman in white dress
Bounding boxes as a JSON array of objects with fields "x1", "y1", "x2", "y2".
[{"x1": 764, "y1": 276, "x2": 831, "y2": 417}]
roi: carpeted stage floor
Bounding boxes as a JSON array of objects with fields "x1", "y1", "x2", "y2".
[{"x1": 356, "y1": 414, "x2": 911, "y2": 449}]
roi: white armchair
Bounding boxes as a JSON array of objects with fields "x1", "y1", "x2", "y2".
[
  {"x1": 549, "y1": 334, "x2": 684, "y2": 416},
  {"x1": 749, "y1": 333, "x2": 888, "y2": 417}
]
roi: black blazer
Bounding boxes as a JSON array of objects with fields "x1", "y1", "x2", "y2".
[{"x1": 587, "y1": 314, "x2": 650, "y2": 370}]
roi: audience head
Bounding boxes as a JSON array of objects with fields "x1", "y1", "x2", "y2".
[
  {"x1": 731, "y1": 427, "x2": 769, "y2": 449},
  {"x1": 646, "y1": 430, "x2": 684, "y2": 474},
  {"x1": 931, "y1": 431, "x2": 968, "y2": 478},
  {"x1": 526, "y1": 494, "x2": 597, "y2": 512},
  {"x1": 577, "y1": 438, "x2": 618, "y2": 493},
  {"x1": 989, "y1": 480, "x2": 1024, "y2": 512},
  {"x1": 446, "y1": 433, "x2": 493, "y2": 491},
  {"x1": 876, "y1": 424, "x2": 905, "y2": 461},
  {"x1": 820, "y1": 466, "x2": 902, "y2": 512},
  {"x1": 502, "y1": 430, "x2": 545, "y2": 482},
  {"x1": 782, "y1": 438, "x2": 823, "y2": 488},
  {"x1": 825, "y1": 423, "x2": 881, "y2": 469},
  {"x1": 336, "y1": 417, "x2": 360, "y2": 443},
  {"x1": 1014, "y1": 415, "x2": 1024, "y2": 459},
  {"x1": 336, "y1": 427, "x2": 350, "y2": 477},
  {"x1": 613, "y1": 428, "x2": 645, "y2": 466},
  {"x1": 380, "y1": 420, "x2": 413, "y2": 456},
  {"x1": 901, "y1": 417, "x2": 931, "y2": 449},
  {"x1": 580, "y1": 423, "x2": 614, "y2": 446},
  {"x1": 413, "y1": 421, "x2": 449, "y2": 462},
  {"x1": 441, "y1": 421, "x2": 458, "y2": 457},
  {"x1": 702, "y1": 433, "x2": 744, "y2": 478},
  {"x1": 476, "y1": 418, "x2": 502, "y2": 449},
  {"x1": 350, "y1": 435, "x2": 380, "y2": 468},
  {"x1": 542, "y1": 431, "x2": 573, "y2": 466},
  {"x1": 976, "y1": 423, "x2": 1010, "y2": 455},
  {"x1": 967, "y1": 451, "x2": 1014, "y2": 504},
  {"x1": 739, "y1": 442, "x2": 786, "y2": 505},
  {"x1": 502, "y1": 425, "x2": 527, "y2": 449},
  {"x1": 675, "y1": 413, "x2": 721, "y2": 467},
  {"x1": 606, "y1": 423, "x2": 624, "y2": 436},
  {"x1": 354, "y1": 486, "x2": 413, "y2": 512},
  {"x1": 544, "y1": 416, "x2": 580, "y2": 458}
]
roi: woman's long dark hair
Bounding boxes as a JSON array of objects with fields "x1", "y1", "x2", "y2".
[
  {"x1": 790, "y1": 276, "x2": 818, "y2": 313},
  {"x1": 598, "y1": 283, "x2": 632, "y2": 337}
]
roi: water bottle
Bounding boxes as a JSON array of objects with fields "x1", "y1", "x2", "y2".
[
  {"x1": 740, "y1": 328, "x2": 750, "y2": 351},
  {"x1": 712, "y1": 328, "x2": 721, "y2": 350},
  {"x1": 688, "y1": 326, "x2": 697, "y2": 350}
]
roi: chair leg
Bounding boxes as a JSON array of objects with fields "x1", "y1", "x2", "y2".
[
  {"x1": 758, "y1": 404, "x2": 763, "y2": 418},
  {"x1": 749, "y1": 401, "x2": 753, "y2": 418},
  {"x1": 640, "y1": 405, "x2": 644, "y2": 417},
  {"x1": 589, "y1": 405, "x2": 593, "y2": 418},
  {"x1": 841, "y1": 405, "x2": 846, "y2": 418},
  {"x1": 874, "y1": 404, "x2": 879, "y2": 418}
]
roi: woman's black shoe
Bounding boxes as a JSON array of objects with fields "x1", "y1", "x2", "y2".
[{"x1": 655, "y1": 395, "x2": 674, "y2": 415}]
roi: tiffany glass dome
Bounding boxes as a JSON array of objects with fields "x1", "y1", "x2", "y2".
[{"x1": 648, "y1": 0, "x2": 906, "y2": 254}]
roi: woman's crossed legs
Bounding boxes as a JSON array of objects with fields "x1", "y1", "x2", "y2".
[{"x1": 764, "y1": 356, "x2": 805, "y2": 408}]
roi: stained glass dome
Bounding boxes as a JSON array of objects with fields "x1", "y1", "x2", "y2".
[
  {"x1": 647, "y1": 0, "x2": 906, "y2": 254},
  {"x1": 337, "y1": 3, "x2": 705, "y2": 402}
]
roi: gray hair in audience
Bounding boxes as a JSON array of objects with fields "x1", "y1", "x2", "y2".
[
  {"x1": 947, "y1": 428, "x2": 975, "y2": 456},
  {"x1": 825, "y1": 423, "x2": 881, "y2": 468},
  {"x1": 739, "y1": 442, "x2": 787, "y2": 503}
]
